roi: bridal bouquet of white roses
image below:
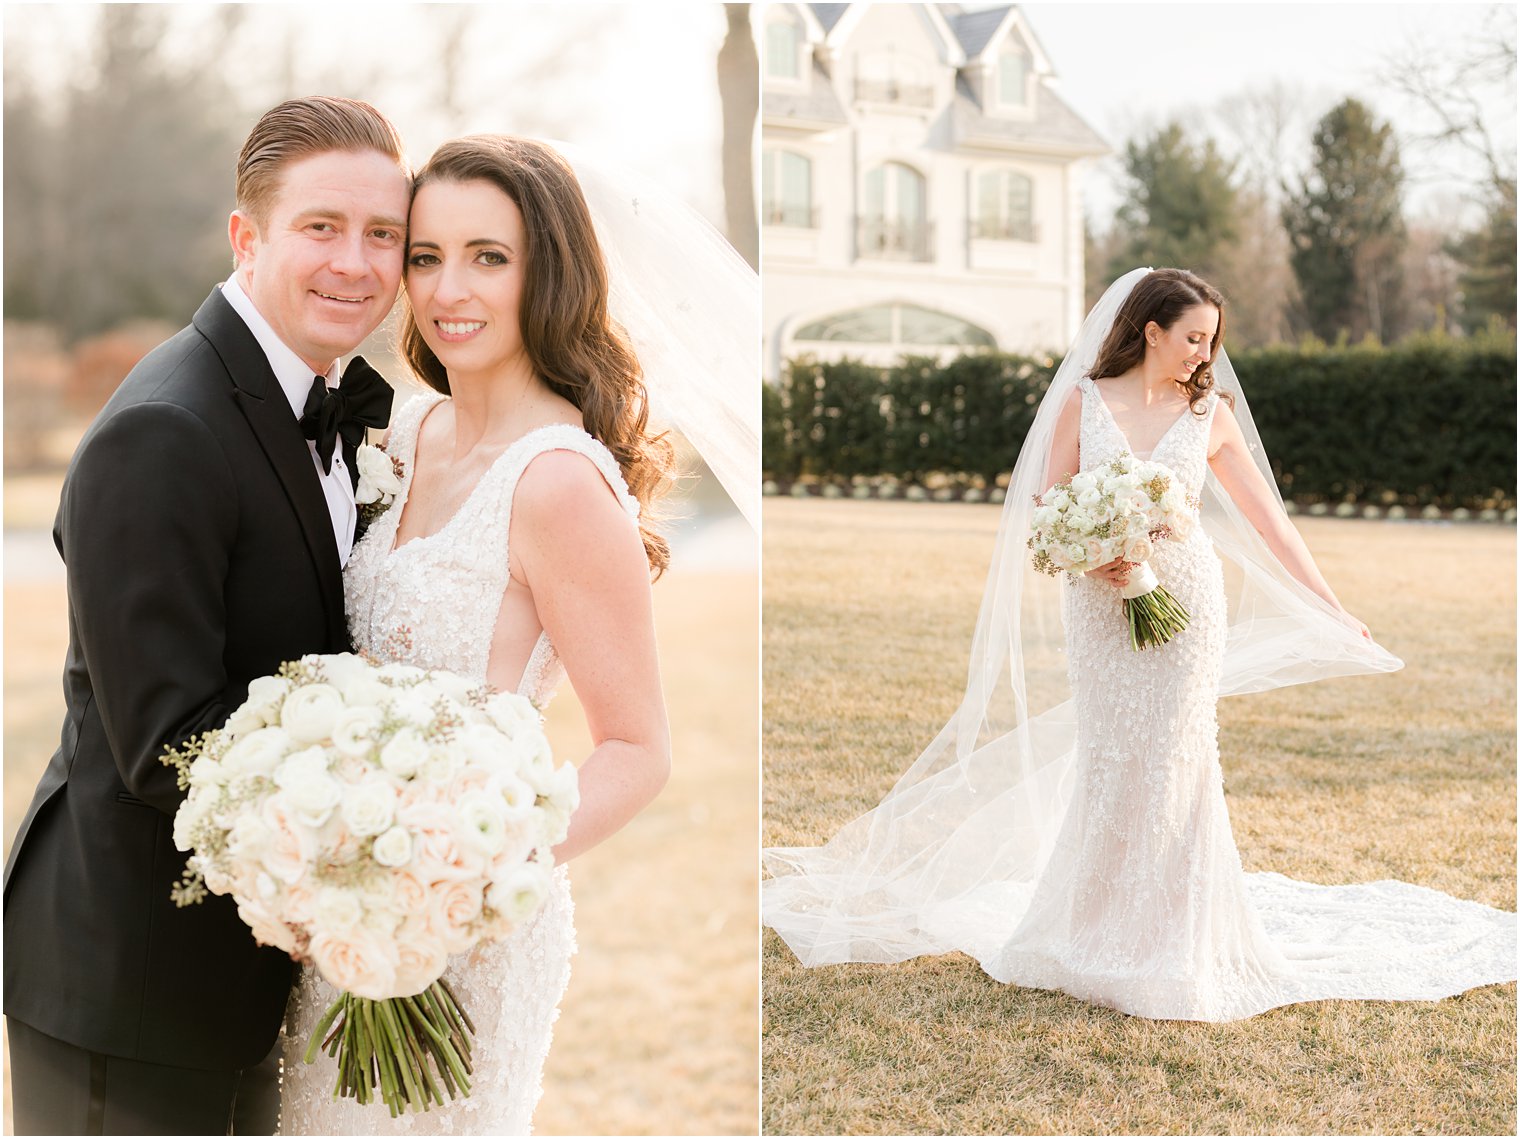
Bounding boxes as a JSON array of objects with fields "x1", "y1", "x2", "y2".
[
  {"x1": 161, "y1": 652, "x2": 578, "y2": 1117},
  {"x1": 1028, "y1": 455, "x2": 1197, "y2": 650}
]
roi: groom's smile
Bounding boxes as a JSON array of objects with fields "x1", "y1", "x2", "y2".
[{"x1": 230, "y1": 148, "x2": 410, "y2": 375}]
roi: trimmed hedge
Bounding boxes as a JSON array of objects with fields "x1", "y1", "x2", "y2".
[{"x1": 765, "y1": 338, "x2": 1516, "y2": 509}]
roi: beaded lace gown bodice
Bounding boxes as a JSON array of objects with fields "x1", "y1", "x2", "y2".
[
  {"x1": 281, "y1": 391, "x2": 641, "y2": 1134},
  {"x1": 978, "y1": 376, "x2": 1516, "y2": 1020}
]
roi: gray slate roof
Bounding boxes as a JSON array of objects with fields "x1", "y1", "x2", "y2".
[
  {"x1": 810, "y1": 3, "x2": 849, "y2": 33},
  {"x1": 763, "y1": 57, "x2": 850, "y2": 128},
  {"x1": 947, "y1": 6, "x2": 1010, "y2": 59},
  {"x1": 952, "y1": 73, "x2": 1108, "y2": 155}
]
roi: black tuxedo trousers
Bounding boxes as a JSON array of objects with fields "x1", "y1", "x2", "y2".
[{"x1": 3, "y1": 289, "x2": 357, "y2": 1092}]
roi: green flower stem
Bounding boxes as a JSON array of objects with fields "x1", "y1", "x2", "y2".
[
  {"x1": 403, "y1": 995, "x2": 463, "y2": 1099},
  {"x1": 439, "y1": 976, "x2": 477, "y2": 1035},
  {"x1": 1123, "y1": 585, "x2": 1192, "y2": 650},
  {"x1": 307, "y1": 996, "x2": 345, "y2": 1065},
  {"x1": 416, "y1": 989, "x2": 474, "y2": 1089},
  {"x1": 390, "y1": 999, "x2": 443, "y2": 1107},
  {"x1": 364, "y1": 998, "x2": 407, "y2": 1115}
]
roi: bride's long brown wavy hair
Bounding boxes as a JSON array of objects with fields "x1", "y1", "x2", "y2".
[
  {"x1": 1088, "y1": 268, "x2": 1232, "y2": 413},
  {"x1": 400, "y1": 135, "x2": 674, "y2": 576}
]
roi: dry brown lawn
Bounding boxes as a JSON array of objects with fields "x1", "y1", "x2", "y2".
[
  {"x1": 762, "y1": 498, "x2": 1516, "y2": 1136},
  {"x1": 4, "y1": 532, "x2": 759, "y2": 1134}
]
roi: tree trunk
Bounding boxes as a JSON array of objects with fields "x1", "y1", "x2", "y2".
[{"x1": 717, "y1": 4, "x2": 759, "y2": 268}]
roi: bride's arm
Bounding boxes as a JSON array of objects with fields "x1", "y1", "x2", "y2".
[
  {"x1": 1207, "y1": 403, "x2": 1369, "y2": 635},
  {"x1": 508, "y1": 452, "x2": 672, "y2": 863},
  {"x1": 1044, "y1": 389, "x2": 1082, "y2": 491}
]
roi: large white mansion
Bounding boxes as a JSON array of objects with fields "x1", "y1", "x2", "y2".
[{"x1": 761, "y1": 3, "x2": 1108, "y2": 377}]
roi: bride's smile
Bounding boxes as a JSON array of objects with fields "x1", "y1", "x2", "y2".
[{"x1": 405, "y1": 178, "x2": 531, "y2": 387}]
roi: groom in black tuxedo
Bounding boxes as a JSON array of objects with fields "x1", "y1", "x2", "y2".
[{"x1": 3, "y1": 96, "x2": 410, "y2": 1135}]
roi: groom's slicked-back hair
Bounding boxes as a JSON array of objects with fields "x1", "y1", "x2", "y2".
[{"x1": 236, "y1": 95, "x2": 408, "y2": 227}]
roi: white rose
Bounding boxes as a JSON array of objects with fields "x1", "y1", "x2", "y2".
[
  {"x1": 379, "y1": 729, "x2": 428, "y2": 778},
  {"x1": 372, "y1": 825, "x2": 414, "y2": 868},
  {"x1": 354, "y1": 444, "x2": 403, "y2": 504},
  {"x1": 284, "y1": 770, "x2": 342, "y2": 829},
  {"x1": 330, "y1": 707, "x2": 383, "y2": 759},
  {"x1": 1062, "y1": 508, "x2": 1093, "y2": 535},
  {"x1": 223, "y1": 726, "x2": 293, "y2": 778},
  {"x1": 341, "y1": 777, "x2": 397, "y2": 837},
  {"x1": 280, "y1": 683, "x2": 344, "y2": 746},
  {"x1": 484, "y1": 691, "x2": 539, "y2": 734},
  {"x1": 426, "y1": 670, "x2": 479, "y2": 706},
  {"x1": 273, "y1": 745, "x2": 329, "y2": 786},
  {"x1": 386, "y1": 691, "x2": 439, "y2": 732},
  {"x1": 488, "y1": 863, "x2": 551, "y2": 925},
  {"x1": 1075, "y1": 487, "x2": 1104, "y2": 511},
  {"x1": 457, "y1": 791, "x2": 508, "y2": 855},
  {"x1": 227, "y1": 813, "x2": 273, "y2": 859},
  {"x1": 376, "y1": 662, "x2": 426, "y2": 686},
  {"x1": 1049, "y1": 489, "x2": 1072, "y2": 511},
  {"x1": 224, "y1": 704, "x2": 266, "y2": 739},
  {"x1": 1068, "y1": 472, "x2": 1097, "y2": 495},
  {"x1": 519, "y1": 733, "x2": 556, "y2": 792},
  {"x1": 418, "y1": 746, "x2": 458, "y2": 785},
  {"x1": 187, "y1": 753, "x2": 226, "y2": 788},
  {"x1": 1124, "y1": 534, "x2": 1154, "y2": 563},
  {"x1": 542, "y1": 761, "x2": 580, "y2": 814},
  {"x1": 246, "y1": 674, "x2": 291, "y2": 719},
  {"x1": 1065, "y1": 542, "x2": 1089, "y2": 568},
  {"x1": 1031, "y1": 505, "x2": 1059, "y2": 531},
  {"x1": 313, "y1": 886, "x2": 364, "y2": 931},
  {"x1": 318, "y1": 654, "x2": 373, "y2": 697},
  {"x1": 237, "y1": 899, "x2": 297, "y2": 954}
]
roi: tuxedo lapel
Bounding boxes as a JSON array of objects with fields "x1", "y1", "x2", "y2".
[{"x1": 191, "y1": 289, "x2": 348, "y2": 648}]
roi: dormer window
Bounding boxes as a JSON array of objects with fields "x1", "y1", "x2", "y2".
[
  {"x1": 765, "y1": 10, "x2": 803, "y2": 81},
  {"x1": 997, "y1": 40, "x2": 1031, "y2": 108}
]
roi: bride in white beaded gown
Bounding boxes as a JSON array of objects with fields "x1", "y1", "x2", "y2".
[
  {"x1": 281, "y1": 136, "x2": 693, "y2": 1135},
  {"x1": 763, "y1": 267, "x2": 1516, "y2": 1022}
]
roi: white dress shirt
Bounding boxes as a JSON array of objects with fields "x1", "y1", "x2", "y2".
[{"x1": 220, "y1": 276, "x2": 360, "y2": 565}]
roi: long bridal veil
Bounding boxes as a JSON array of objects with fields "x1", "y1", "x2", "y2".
[
  {"x1": 761, "y1": 267, "x2": 1402, "y2": 968},
  {"x1": 550, "y1": 140, "x2": 760, "y2": 532}
]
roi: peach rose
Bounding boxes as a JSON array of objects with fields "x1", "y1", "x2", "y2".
[{"x1": 308, "y1": 926, "x2": 398, "y2": 999}]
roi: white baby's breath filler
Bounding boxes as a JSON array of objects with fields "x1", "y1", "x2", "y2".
[
  {"x1": 1028, "y1": 454, "x2": 1198, "y2": 650},
  {"x1": 161, "y1": 652, "x2": 578, "y2": 1117}
]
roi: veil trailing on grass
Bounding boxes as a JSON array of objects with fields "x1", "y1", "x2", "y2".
[
  {"x1": 761, "y1": 267, "x2": 1402, "y2": 968},
  {"x1": 550, "y1": 140, "x2": 760, "y2": 532}
]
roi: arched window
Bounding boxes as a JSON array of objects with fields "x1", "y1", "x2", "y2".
[
  {"x1": 972, "y1": 169, "x2": 1035, "y2": 242},
  {"x1": 795, "y1": 304, "x2": 996, "y2": 349},
  {"x1": 998, "y1": 40, "x2": 1030, "y2": 107},
  {"x1": 765, "y1": 12, "x2": 802, "y2": 80},
  {"x1": 762, "y1": 150, "x2": 814, "y2": 228},
  {"x1": 860, "y1": 162, "x2": 929, "y2": 260}
]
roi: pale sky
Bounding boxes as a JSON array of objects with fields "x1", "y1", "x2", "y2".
[
  {"x1": 2, "y1": 2, "x2": 735, "y2": 223},
  {"x1": 1015, "y1": 1, "x2": 1516, "y2": 227}
]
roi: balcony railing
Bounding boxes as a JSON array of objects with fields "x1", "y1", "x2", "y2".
[
  {"x1": 762, "y1": 203, "x2": 820, "y2": 229},
  {"x1": 969, "y1": 217, "x2": 1038, "y2": 243},
  {"x1": 857, "y1": 217, "x2": 934, "y2": 262},
  {"x1": 853, "y1": 77, "x2": 935, "y2": 108}
]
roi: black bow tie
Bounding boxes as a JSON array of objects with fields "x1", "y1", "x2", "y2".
[{"x1": 299, "y1": 356, "x2": 393, "y2": 473}]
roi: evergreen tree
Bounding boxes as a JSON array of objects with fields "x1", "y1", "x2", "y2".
[
  {"x1": 1282, "y1": 98, "x2": 1407, "y2": 343},
  {"x1": 1109, "y1": 123, "x2": 1239, "y2": 284},
  {"x1": 1450, "y1": 180, "x2": 1517, "y2": 333}
]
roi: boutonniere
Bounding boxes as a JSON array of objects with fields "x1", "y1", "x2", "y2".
[{"x1": 355, "y1": 442, "x2": 405, "y2": 524}]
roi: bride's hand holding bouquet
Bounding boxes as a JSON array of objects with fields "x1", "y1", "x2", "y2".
[
  {"x1": 1028, "y1": 453, "x2": 1197, "y2": 650},
  {"x1": 160, "y1": 652, "x2": 579, "y2": 1117}
]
